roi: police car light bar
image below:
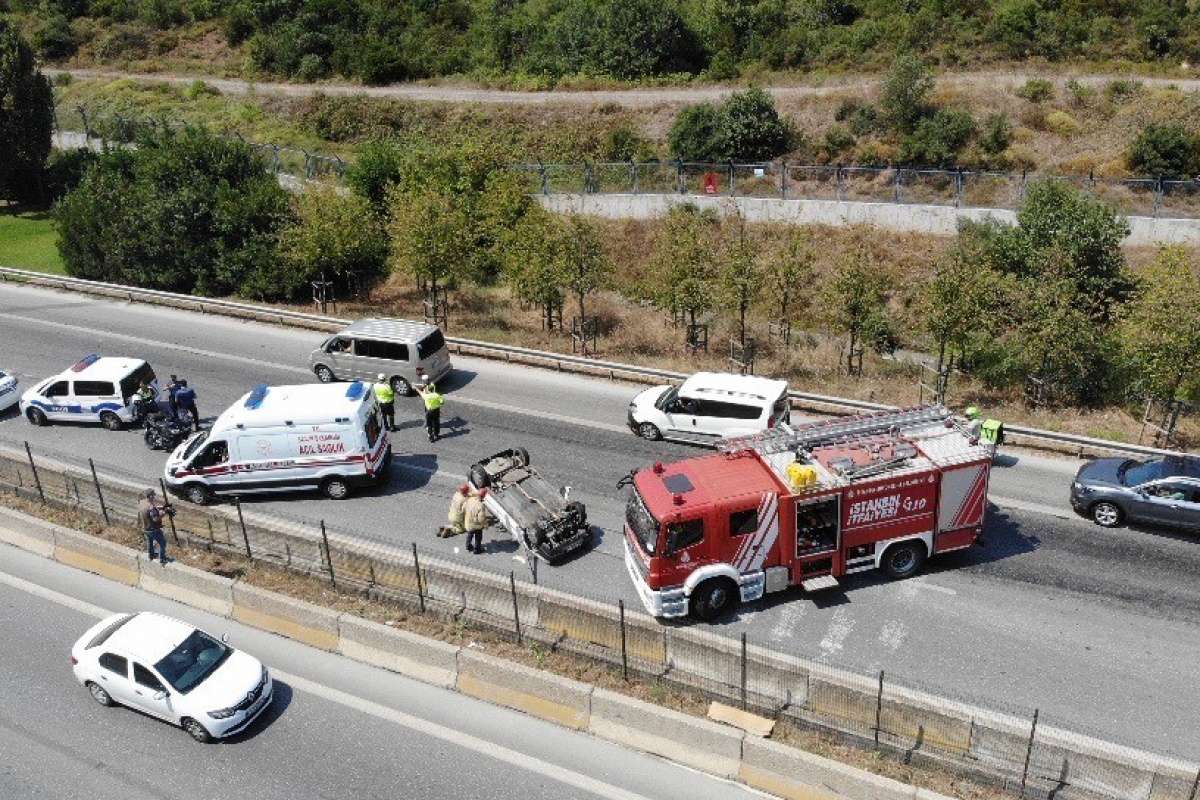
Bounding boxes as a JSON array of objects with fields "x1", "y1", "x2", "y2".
[
  {"x1": 244, "y1": 384, "x2": 270, "y2": 410},
  {"x1": 345, "y1": 381, "x2": 366, "y2": 400},
  {"x1": 71, "y1": 353, "x2": 101, "y2": 372}
]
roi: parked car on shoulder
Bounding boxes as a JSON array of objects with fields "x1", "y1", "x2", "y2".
[
  {"x1": 71, "y1": 611, "x2": 273, "y2": 743},
  {"x1": 627, "y1": 372, "x2": 789, "y2": 443},
  {"x1": 309, "y1": 318, "x2": 452, "y2": 396},
  {"x1": 0, "y1": 368, "x2": 19, "y2": 413},
  {"x1": 1070, "y1": 455, "x2": 1200, "y2": 530}
]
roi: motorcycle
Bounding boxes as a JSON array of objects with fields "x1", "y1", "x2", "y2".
[{"x1": 143, "y1": 411, "x2": 191, "y2": 451}]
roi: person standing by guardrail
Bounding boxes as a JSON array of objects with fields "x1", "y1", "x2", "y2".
[
  {"x1": 415, "y1": 379, "x2": 444, "y2": 443},
  {"x1": 374, "y1": 373, "x2": 396, "y2": 432},
  {"x1": 137, "y1": 488, "x2": 173, "y2": 565}
]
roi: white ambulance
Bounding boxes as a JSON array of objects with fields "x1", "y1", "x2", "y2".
[
  {"x1": 163, "y1": 382, "x2": 391, "y2": 505},
  {"x1": 19, "y1": 354, "x2": 158, "y2": 430}
]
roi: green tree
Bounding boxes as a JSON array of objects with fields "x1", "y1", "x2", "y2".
[
  {"x1": 922, "y1": 249, "x2": 998, "y2": 388},
  {"x1": 1128, "y1": 122, "x2": 1200, "y2": 179},
  {"x1": 387, "y1": 187, "x2": 473, "y2": 302},
  {"x1": 276, "y1": 185, "x2": 388, "y2": 300},
  {"x1": 879, "y1": 53, "x2": 934, "y2": 133},
  {"x1": 1121, "y1": 247, "x2": 1200, "y2": 405},
  {"x1": 55, "y1": 127, "x2": 292, "y2": 297},
  {"x1": 650, "y1": 205, "x2": 717, "y2": 336},
  {"x1": 762, "y1": 228, "x2": 814, "y2": 330},
  {"x1": 669, "y1": 103, "x2": 723, "y2": 162},
  {"x1": 901, "y1": 108, "x2": 976, "y2": 166},
  {"x1": 560, "y1": 213, "x2": 611, "y2": 322},
  {"x1": 716, "y1": 88, "x2": 793, "y2": 161},
  {"x1": 504, "y1": 207, "x2": 567, "y2": 330},
  {"x1": 346, "y1": 139, "x2": 407, "y2": 212},
  {"x1": 821, "y1": 248, "x2": 891, "y2": 376},
  {"x1": 720, "y1": 213, "x2": 762, "y2": 348},
  {"x1": 0, "y1": 18, "x2": 54, "y2": 204}
]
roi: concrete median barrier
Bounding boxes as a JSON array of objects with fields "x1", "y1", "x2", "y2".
[
  {"x1": 53, "y1": 528, "x2": 140, "y2": 586},
  {"x1": 231, "y1": 581, "x2": 339, "y2": 650},
  {"x1": 740, "y1": 736, "x2": 924, "y2": 800},
  {"x1": 588, "y1": 687, "x2": 744, "y2": 779},
  {"x1": 538, "y1": 590, "x2": 666, "y2": 667},
  {"x1": 456, "y1": 649, "x2": 591, "y2": 730},
  {"x1": 338, "y1": 614, "x2": 460, "y2": 688},
  {"x1": 137, "y1": 554, "x2": 234, "y2": 616},
  {"x1": 667, "y1": 629, "x2": 808, "y2": 709},
  {"x1": 0, "y1": 507, "x2": 57, "y2": 557},
  {"x1": 421, "y1": 560, "x2": 539, "y2": 627}
]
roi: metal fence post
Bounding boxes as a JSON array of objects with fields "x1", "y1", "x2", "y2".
[
  {"x1": 874, "y1": 670, "x2": 885, "y2": 744},
  {"x1": 955, "y1": 170, "x2": 964, "y2": 207},
  {"x1": 23, "y1": 442, "x2": 44, "y2": 503},
  {"x1": 630, "y1": 161, "x2": 638, "y2": 194},
  {"x1": 728, "y1": 162, "x2": 736, "y2": 196},
  {"x1": 235, "y1": 498, "x2": 251, "y2": 558},
  {"x1": 159, "y1": 478, "x2": 179, "y2": 545},
  {"x1": 320, "y1": 520, "x2": 336, "y2": 587},
  {"x1": 1019, "y1": 708, "x2": 1040, "y2": 796},
  {"x1": 780, "y1": 161, "x2": 787, "y2": 199},
  {"x1": 1154, "y1": 177, "x2": 1164, "y2": 217},
  {"x1": 538, "y1": 161, "x2": 548, "y2": 196},
  {"x1": 618, "y1": 599, "x2": 629, "y2": 681},
  {"x1": 740, "y1": 632, "x2": 748, "y2": 710},
  {"x1": 412, "y1": 542, "x2": 425, "y2": 612},
  {"x1": 676, "y1": 159, "x2": 684, "y2": 194},
  {"x1": 510, "y1": 571, "x2": 522, "y2": 645},
  {"x1": 835, "y1": 165, "x2": 844, "y2": 202},
  {"x1": 88, "y1": 458, "x2": 109, "y2": 524},
  {"x1": 893, "y1": 168, "x2": 902, "y2": 203}
]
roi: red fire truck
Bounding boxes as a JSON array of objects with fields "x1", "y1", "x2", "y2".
[{"x1": 621, "y1": 405, "x2": 993, "y2": 620}]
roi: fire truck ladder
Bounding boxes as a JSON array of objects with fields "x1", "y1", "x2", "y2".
[{"x1": 718, "y1": 405, "x2": 952, "y2": 456}]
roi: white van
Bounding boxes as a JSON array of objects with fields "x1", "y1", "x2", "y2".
[
  {"x1": 626, "y1": 372, "x2": 789, "y2": 442},
  {"x1": 19, "y1": 354, "x2": 157, "y2": 430},
  {"x1": 163, "y1": 382, "x2": 390, "y2": 504}
]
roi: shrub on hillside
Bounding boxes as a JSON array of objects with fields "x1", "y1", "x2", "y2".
[
  {"x1": 1128, "y1": 122, "x2": 1200, "y2": 178},
  {"x1": 900, "y1": 109, "x2": 976, "y2": 167},
  {"x1": 668, "y1": 102, "x2": 723, "y2": 162},
  {"x1": 980, "y1": 113, "x2": 1012, "y2": 156},
  {"x1": 31, "y1": 12, "x2": 78, "y2": 59},
  {"x1": 879, "y1": 53, "x2": 934, "y2": 133},
  {"x1": 668, "y1": 89, "x2": 793, "y2": 162},
  {"x1": 346, "y1": 138, "x2": 407, "y2": 211},
  {"x1": 44, "y1": 148, "x2": 97, "y2": 202},
  {"x1": 1014, "y1": 78, "x2": 1053, "y2": 103}
]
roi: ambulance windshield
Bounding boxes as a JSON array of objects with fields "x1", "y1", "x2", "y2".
[{"x1": 626, "y1": 490, "x2": 660, "y2": 555}]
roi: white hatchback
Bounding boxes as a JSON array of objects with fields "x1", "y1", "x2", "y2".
[
  {"x1": 0, "y1": 369, "x2": 18, "y2": 413},
  {"x1": 71, "y1": 611, "x2": 273, "y2": 742}
]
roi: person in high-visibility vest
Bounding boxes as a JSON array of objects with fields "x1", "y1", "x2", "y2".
[
  {"x1": 964, "y1": 406, "x2": 1004, "y2": 455},
  {"x1": 374, "y1": 373, "x2": 396, "y2": 431},
  {"x1": 415, "y1": 380, "x2": 444, "y2": 442}
]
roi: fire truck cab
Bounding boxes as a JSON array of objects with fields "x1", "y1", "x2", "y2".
[{"x1": 622, "y1": 405, "x2": 992, "y2": 620}]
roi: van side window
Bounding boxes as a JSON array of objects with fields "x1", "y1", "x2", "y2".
[
  {"x1": 74, "y1": 381, "x2": 116, "y2": 396},
  {"x1": 357, "y1": 339, "x2": 409, "y2": 361},
  {"x1": 327, "y1": 337, "x2": 351, "y2": 353},
  {"x1": 668, "y1": 518, "x2": 705, "y2": 552},
  {"x1": 730, "y1": 508, "x2": 758, "y2": 536},
  {"x1": 694, "y1": 399, "x2": 761, "y2": 420},
  {"x1": 44, "y1": 380, "x2": 69, "y2": 398},
  {"x1": 194, "y1": 441, "x2": 229, "y2": 468}
]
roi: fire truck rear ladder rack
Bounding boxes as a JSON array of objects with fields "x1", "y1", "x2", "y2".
[{"x1": 718, "y1": 405, "x2": 952, "y2": 456}]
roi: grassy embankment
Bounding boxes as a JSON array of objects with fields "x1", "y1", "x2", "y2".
[{"x1": 0, "y1": 206, "x2": 64, "y2": 274}]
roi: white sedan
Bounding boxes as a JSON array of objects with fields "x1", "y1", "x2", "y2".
[
  {"x1": 71, "y1": 611, "x2": 273, "y2": 742},
  {"x1": 0, "y1": 369, "x2": 18, "y2": 413}
]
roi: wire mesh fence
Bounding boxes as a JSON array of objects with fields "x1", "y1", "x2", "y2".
[{"x1": 1, "y1": 438, "x2": 1196, "y2": 800}]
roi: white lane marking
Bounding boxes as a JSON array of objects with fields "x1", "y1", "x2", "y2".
[
  {"x1": 878, "y1": 620, "x2": 908, "y2": 651},
  {"x1": 817, "y1": 608, "x2": 855, "y2": 661},
  {"x1": 912, "y1": 580, "x2": 957, "y2": 596},
  {"x1": 769, "y1": 603, "x2": 805, "y2": 643},
  {"x1": 0, "y1": 563, "x2": 665, "y2": 800},
  {"x1": 0, "y1": 311, "x2": 629, "y2": 436}
]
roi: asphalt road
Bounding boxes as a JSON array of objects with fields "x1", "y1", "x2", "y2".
[{"x1": 1, "y1": 282, "x2": 1197, "y2": 758}]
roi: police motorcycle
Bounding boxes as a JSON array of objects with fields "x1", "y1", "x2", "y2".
[{"x1": 143, "y1": 410, "x2": 191, "y2": 451}]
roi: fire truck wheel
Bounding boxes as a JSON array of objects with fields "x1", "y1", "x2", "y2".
[
  {"x1": 690, "y1": 578, "x2": 738, "y2": 621},
  {"x1": 637, "y1": 422, "x2": 662, "y2": 441},
  {"x1": 882, "y1": 541, "x2": 926, "y2": 580},
  {"x1": 1090, "y1": 501, "x2": 1122, "y2": 528}
]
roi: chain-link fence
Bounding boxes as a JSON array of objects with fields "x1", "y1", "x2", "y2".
[{"x1": 1, "y1": 438, "x2": 1196, "y2": 800}]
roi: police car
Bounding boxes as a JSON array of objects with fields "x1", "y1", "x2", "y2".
[
  {"x1": 0, "y1": 369, "x2": 19, "y2": 414},
  {"x1": 20, "y1": 354, "x2": 158, "y2": 431}
]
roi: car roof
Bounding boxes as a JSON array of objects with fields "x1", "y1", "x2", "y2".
[
  {"x1": 105, "y1": 612, "x2": 194, "y2": 663},
  {"x1": 212, "y1": 382, "x2": 371, "y2": 433},
  {"x1": 341, "y1": 317, "x2": 439, "y2": 342},
  {"x1": 679, "y1": 372, "x2": 788, "y2": 404},
  {"x1": 52, "y1": 355, "x2": 148, "y2": 383}
]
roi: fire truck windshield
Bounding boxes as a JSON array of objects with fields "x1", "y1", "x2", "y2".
[{"x1": 626, "y1": 489, "x2": 660, "y2": 555}]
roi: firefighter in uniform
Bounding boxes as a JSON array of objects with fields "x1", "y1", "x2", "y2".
[
  {"x1": 464, "y1": 488, "x2": 492, "y2": 554},
  {"x1": 965, "y1": 406, "x2": 1004, "y2": 456},
  {"x1": 439, "y1": 484, "x2": 472, "y2": 538},
  {"x1": 374, "y1": 373, "x2": 396, "y2": 432}
]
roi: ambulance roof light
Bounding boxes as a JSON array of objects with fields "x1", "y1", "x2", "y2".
[
  {"x1": 244, "y1": 384, "x2": 269, "y2": 410},
  {"x1": 345, "y1": 381, "x2": 366, "y2": 400}
]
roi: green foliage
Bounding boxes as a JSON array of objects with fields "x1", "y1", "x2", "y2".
[
  {"x1": 922, "y1": 247, "x2": 999, "y2": 380},
  {"x1": 719, "y1": 214, "x2": 762, "y2": 347},
  {"x1": 820, "y1": 248, "x2": 891, "y2": 375},
  {"x1": 901, "y1": 109, "x2": 976, "y2": 167},
  {"x1": 559, "y1": 214, "x2": 610, "y2": 320},
  {"x1": 834, "y1": 99, "x2": 878, "y2": 137},
  {"x1": 504, "y1": 207, "x2": 567, "y2": 322},
  {"x1": 668, "y1": 103, "x2": 722, "y2": 162},
  {"x1": 1014, "y1": 77, "x2": 1054, "y2": 103},
  {"x1": 55, "y1": 127, "x2": 292, "y2": 297},
  {"x1": 980, "y1": 113, "x2": 1012, "y2": 156},
  {"x1": 1120, "y1": 247, "x2": 1200, "y2": 404},
  {"x1": 0, "y1": 18, "x2": 54, "y2": 204},
  {"x1": 31, "y1": 12, "x2": 78, "y2": 59},
  {"x1": 1128, "y1": 122, "x2": 1200, "y2": 179},
  {"x1": 879, "y1": 53, "x2": 934, "y2": 134},
  {"x1": 276, "y1": 185, "x2": 388, "y2": 300},
  {"x1": 821, "y1": 124, "x2": 856, "y2": 159},
  {"x1": 669, "y1": 89, "x2": 792, "y2": 162},
  {"x1": 603, "y1": 125, "x2": 655, "y2": 162},
  {"x1": 43, "y1": 147, "x2": 97, "y2": 202},
  {"x1": 346, "y1": 138, "x2": 406, "y2": 211},
  {"x1": 649, "y1": 204, "x2": 717, "y2": 329},
  {"x1": 1104, "y1": 79, "x2": 1143, "y2": 102},
  {"x1": 762, "y1": 228, "x2": 813, "y2": 325}
]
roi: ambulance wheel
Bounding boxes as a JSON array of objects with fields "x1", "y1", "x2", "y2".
[
  {"x1": 314, "y1": 365, "x2": 335, "y2": 383},
  {"x1": 26, "y1": 407, "x2": 48, "y2": 426},
  {"x1": 100, "y1": 412, "x2": 123, "y2": 431},
  {"x1": 469, "y1": 464, "x2": 490, "y2": 489},
  {"x1": 637, "y1": 422, "x2": 661, "y2": 441},
  {"x1": 882, "y1": 541, "x2": 926, "y2": 580},
  {"x1": 513, "y1": 447, "x2": 530, "y2": 467},
  {"x1": 321, "y1": 477, "x2": 351, "y2": 500},
  {"x1": 390, "y1": 377, "x2": 412, "y2": 397},
  {"x1": 689, "y1": 578, "x2": 738, "y2": 621},
  {"x1": 183, "y1": 483, "x2": 211, "y2": 506},
  {"x1": 1090, "y1": 501, "x2": 1122, "y2": 528}
]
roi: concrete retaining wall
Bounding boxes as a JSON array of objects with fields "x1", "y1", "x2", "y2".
[
  {"x1": 53, "y1": 527, "x2": 140, "y2": 586},
  {"x1": 231, "y1": 581, "x2": 340, "y2": 650},
  {"x1": 539, "y1": 590, "x2": 666, "y2": 667},
  {"x1": 137, "y1": 553, "x2": 234, "y2": 616},
  {"x1": 456, "y1": 648, "x2": 592, "y2": 729},
  {"x1": 337, "y1": 614, "x2": 460, "y2": 688},
  {"x1": 741, "y1": 736, "x2": 920, "y2": 800},
  {"x1": 0, "y1": 507, "x2": 57, "y2": 557},
  {"x1": 538, "y1": 193, "x2": 1200, "y2": 247}
]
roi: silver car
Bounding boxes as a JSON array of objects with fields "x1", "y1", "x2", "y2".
[
  {"x1": 309, "y1": 318, "x2": 453, "y2": 395},
  {"x1": 1070, "y1": 456, "x2": 1200, "y2": 530}
]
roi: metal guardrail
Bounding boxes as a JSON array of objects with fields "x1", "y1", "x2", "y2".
[{"x1": 0, "y1": 266, "x2": 1186, "y2": 459}]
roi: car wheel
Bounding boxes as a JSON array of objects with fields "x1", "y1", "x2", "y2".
[
  {"x1": 638, "y1": 422, "x2": 661, "y2": 441},
  {"x1": 184, "y1": 483, "x2": 211, "y2": 506},
  {"x1": 26, "y1": 407, "x2": 47, "y2": 426},
  {"x1": 469, "y1": 464, "x2": 490, "y2": 489},
  {"x1": 391, "y1": 377, "x2": 412, "y2": 396},
  {"x1": 1091, "y1": 501, "x2": 1123, "y2": 528},
  {"x1": 689, "y1": 578, "x2": 738, "y2": 621},
  {"x1": 182, "y1": 717, "x2": 213, "y2": 743},
  {"x1": 882, "y1": 541, "x2": 926, "y2": 579},
  {"x1": 99, "y1": 411, "x2": 123, "y2": 431},
  {"x1": 513, "y1": 447, "x2": 530, "y2": 467},
  {"x1": 86, "y1": 681, "x2": 114, "y2": 707},
  {"x1": 322, "y1": 477, "x2": 351, "y2": 500},
  {"x1": 314, "y1": 365, "x2": 336, "y2": 383}
]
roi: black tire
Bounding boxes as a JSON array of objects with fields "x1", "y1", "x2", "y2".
[
  {"x1": 182, "y1": 717, "x2": 213, "y2": 743},
  {"x1": 314, "y1": 364, "x2": 336, "y2": 383},
  {"x1": 391, "y1": 376, "x2": 412, "y2": 397},
  {"x1": 100, "y1": 411, "x2": 123, "y2": 431},
  {"x1": 689, "y1": 578, "x2": 739, "y2": 621},
  {"x1": 469, "y1": 464, "x2": 490, "y2": 489},
  {"x1": 1091, "y1": 501, "x2": 1123, "y2": 528},
  {"x1": 637, "y1": 422, "x2": 661, "y2": 441},
  {"x1": 26, "y1": 407, "x2": 47, "y2": 426},
  {"x1": 86, "y1": 681, "x2": 113, "y2": 707},
  {"x1": 882, "y1": 541, "x2": 926, "y2": 580},
  {"x1": 183, "y1": 483, "x2": 211, "y2": 506},
  {"x1": 513, "y1": 447, "x2": 530, "y2": 467},
  {"x1": 322, "y1": 477, "x2": 351, "y2": 500},
  {"x1": 566, "y1": 500, "x2": 587, "y2": 527}
]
